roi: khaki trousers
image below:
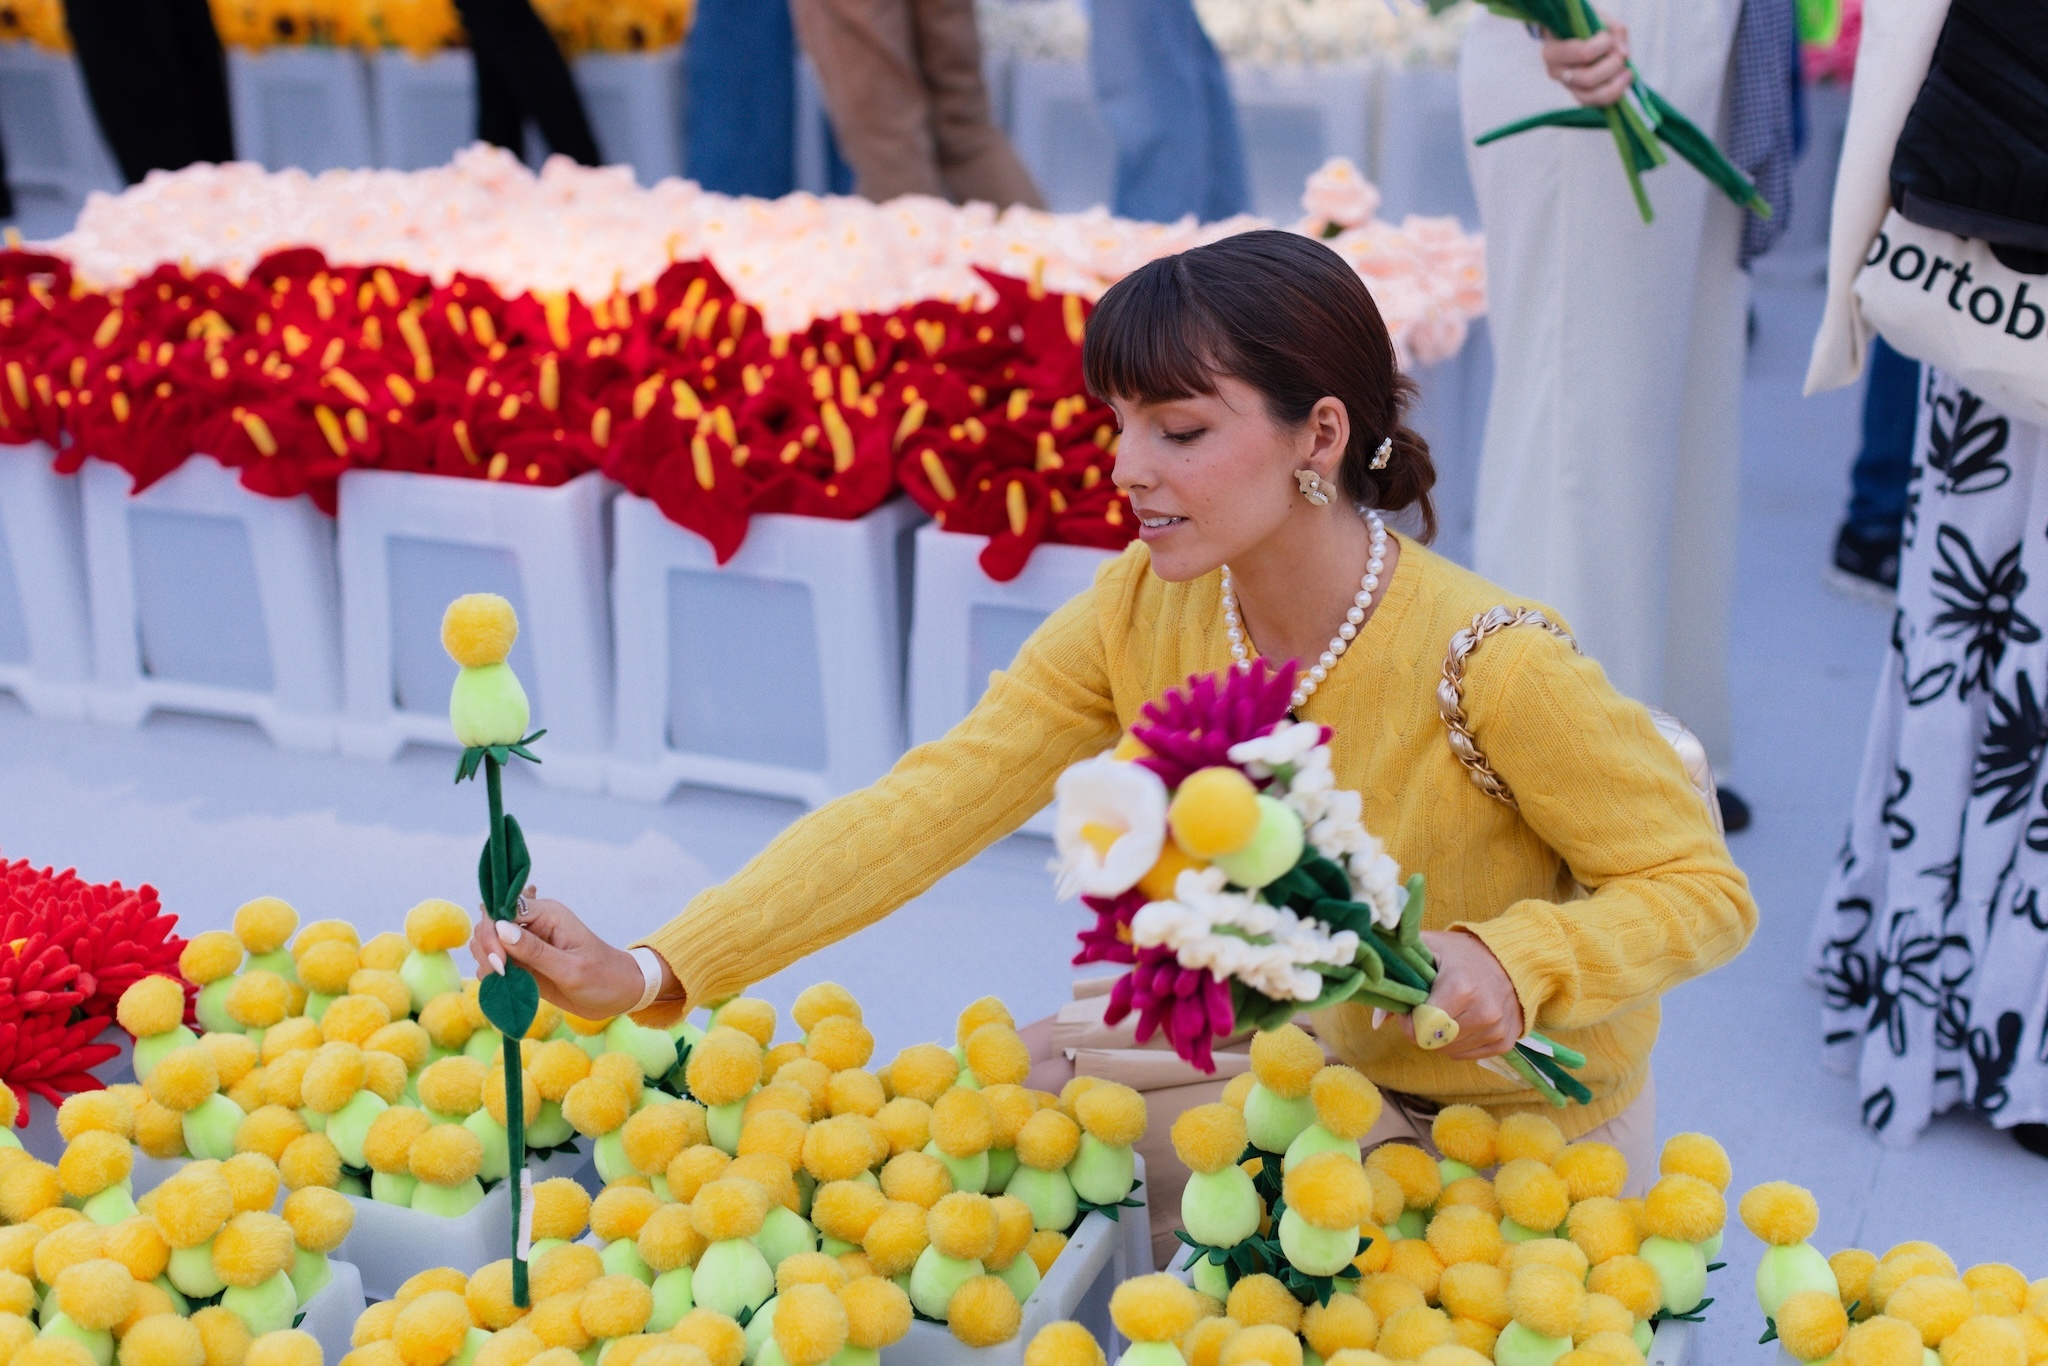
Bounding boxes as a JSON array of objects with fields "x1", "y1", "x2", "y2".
[{"x1": 788, "y1": 0, "x2": 1044, "y2": 207}]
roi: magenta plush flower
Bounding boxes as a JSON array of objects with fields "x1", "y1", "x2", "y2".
[
  {"x1": 1073, "y1": 890, "x2": 1145, "y2": 967},
  {"x1": 1131, "y1": 661, "x2": 1300, "y2": 789},
  {"x1": 1103, "y1": 946, "x2": 1236, "y2": 1073}
]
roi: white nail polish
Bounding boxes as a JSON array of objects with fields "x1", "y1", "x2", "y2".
[
  {"x1": 489, "y1": 953, "x2": 505, "y2": 976},
  {"x1": 499, "y1": 921, "x2": 523, "y2": 944}
]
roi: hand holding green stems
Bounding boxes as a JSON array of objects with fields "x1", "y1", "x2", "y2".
[
  {"x1": 1440, "y1": 0, "x2": 1772, "y2": 224},
  {"x1": 445, "y1": 593, "x2": 547, "y2": 1307}
]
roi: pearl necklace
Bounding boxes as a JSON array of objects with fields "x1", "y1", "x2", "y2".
[{"x1": 1221, "y1": 509, "x2": 1388, "y2": 711}]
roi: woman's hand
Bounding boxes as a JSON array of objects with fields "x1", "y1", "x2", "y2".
[
  {"x1": 1399, "y1": 929, "x2": 1525, "y2": 1061},
  {"x1": 1542, "y1": 22, "x2": 1633, "y2": 108},
  {"x1": 470, "y1": 895, "x2": 647, "y2": 1019}
]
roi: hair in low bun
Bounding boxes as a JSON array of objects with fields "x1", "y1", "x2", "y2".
[{"x1": 1081, "y1": 228, "x2": 1439, "y2": 542}]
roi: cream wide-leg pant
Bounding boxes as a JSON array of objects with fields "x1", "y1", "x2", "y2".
[{"x1": 1461, "y1": 2, "x2": 1747, "y2": 768}]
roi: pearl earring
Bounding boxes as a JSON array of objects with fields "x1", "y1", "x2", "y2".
[
  {"x1": 1294, "y1": 469, "x2": 1332, "y2": 506},
  {"x1": 1369, "y1": 437, "x2": 1393, "y2": 470}
]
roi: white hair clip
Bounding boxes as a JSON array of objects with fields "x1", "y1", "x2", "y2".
[{"x1": 1370, "y1": 437, "x2": 1393, "y2": 470}]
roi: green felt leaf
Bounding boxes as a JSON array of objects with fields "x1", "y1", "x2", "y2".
[
  {"x1": 480, "y1": 963, "x2": 541, "y2": 1038},
  {"x1": 501, "y1": 814, "x2": 532, "y2": 919},
  {"x1": 1305, "y1": 968, "x2": 1366, "y2": 1013}
]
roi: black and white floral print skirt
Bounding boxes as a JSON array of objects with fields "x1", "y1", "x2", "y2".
[{"x1": 1813, "y1": 368, "x2": 2048, "y2": 1144}]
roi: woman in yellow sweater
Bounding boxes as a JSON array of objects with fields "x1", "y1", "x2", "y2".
[{"x1": 469, "y1": 229, "x2": 1756, "y2": 1167}]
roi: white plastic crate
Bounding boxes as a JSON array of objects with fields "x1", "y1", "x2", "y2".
[
  {"x1": 573, "y1": 48, "x2": 684, "y2": 185},
  {"x1": 0, "y1": 43, "x2": 121, "y2": 200},
  {"x1": 368, "y1": 48, "x2": 474, "y2": 172},
  {"x1": 336, "y1": 468, "x2": 616, "y2": 793},
  {"x1": 608, "y1": 496, "x2": 923, "y2": 808},
  {"x1": 905, "y1": 525, "x2": 1112, "y2": 835},
  {"x1": 1372, "y1": 63, "x2": 1476, "y2": 226},
  {"x1": 884, "y1": 1155, "x2": 1149, "y2": 1366},
  {"x1": 1229, "y1": 62, "x2": 1376, "y2": 225},
  {"x1": 228, "y1": 46, "x2": 377, "y2": 172},
  {"x1": 335, "y1": 1147, "x2": 591, "y2": 1299},
  {"x1": 1006, "y1": 58, "x2": 1111, "y2": 212},
  {"x1": 296, "y1": 1258, "x2": 367, "y2": 1362},
  {"x1": 80, "y1": 458, "x2": 342, "y2": 750},
  {"x1": 0, "y1": 442, "x2": 95, "y2": 719}
]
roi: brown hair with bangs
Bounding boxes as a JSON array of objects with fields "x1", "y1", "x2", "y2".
[{"x1": 1082, "y1": 229, "x2": 1436, "y2": 540}]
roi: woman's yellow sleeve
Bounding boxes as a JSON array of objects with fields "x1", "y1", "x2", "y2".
[
  {"x1": 1449, "y1": 628, "x2": 1759, "y2": 1034},
  {"x1": 631, "y1": 577, "x2": 1123, "y2": 1021}
]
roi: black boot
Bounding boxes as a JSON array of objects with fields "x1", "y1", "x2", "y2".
[
  {"x1": 2016, "y1": 1123, "x2": 2048, "y2": 1159},
  {"x1": 1828, "y1": 524, "x2": 1901, "y2": 605},
  {"x1": 1718, "y1": 787, "x2": 1752, "y2": 834}
]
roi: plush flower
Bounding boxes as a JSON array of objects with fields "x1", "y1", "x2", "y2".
[
  {"x1": 1299, "y1": 158, "x2": 1383, "y2": 236},
  {"x1": 1049, "y1": 758, "x2": 1169, "y2": 900}
]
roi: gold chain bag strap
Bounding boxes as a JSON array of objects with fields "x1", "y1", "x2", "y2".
[{"x1": 1438, "y1": 606, "x2": 1724, "y2": 837}]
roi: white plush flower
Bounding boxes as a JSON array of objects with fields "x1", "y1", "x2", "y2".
[
  {"x1": 1226, "y1": 719, "x2": 1324, "y2": 774},
  {"x1": 1300, "y1": 157, "x2": 1382, "y2": 233},
  {"x1": 1049, "y1": 756, "x2": 1168, "y2": 899}
]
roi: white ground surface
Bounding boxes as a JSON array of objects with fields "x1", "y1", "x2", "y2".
[{"x1": 0, "y1": 191, "x2": 2041, "y2": 1354}]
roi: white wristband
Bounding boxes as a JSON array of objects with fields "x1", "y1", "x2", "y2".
[{"x1": 630, "y1": 946, "x2": 668, "y2": 1014}]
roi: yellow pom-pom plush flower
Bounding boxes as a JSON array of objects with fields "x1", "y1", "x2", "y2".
[
  {"x1": 1884, "y1": 1276, "x2": 1972, "y2": 1347},
  {"x1": 726, "y1": 1153, "x2": 798, "y2": 1211},
  {"x1": 1228, "y1": 1274, "x2": 1303, "y2": 1333},
  {"x1": 192, "y1": 1304, "x2": 255, "y2": 1366},
  {"x1": 948, "y1": 1275, "x2": 1022, "y2": 1347},
  {"x1": 482, "y1": 1065, "x2": 541, "y2": 1130},
  {"x1": 1301, "y1": 1294, "x2": 1379, "y2": 1357},
  {"x1": 671, "y1": 1311, "x2": 747, "y2": 1366},
  {"x1": 1220, "y1": 1322, "x2": 1307, "y2": 1366},
  {"x1": 278, "y1": 1132, "x2": 343, "y2": 1191},
  {"x1": 927, "y1": 1089, "x2": 992, "y2": 1159},
  {"x1": 459, "y1": 1261, "x2": 523, "y2": 1332},
  {"x1": 824, "y1": 1068, "x2": 885, "y2": 1119},
  {"x1": 1564, "y1": 1197, "x2": 1638, "y2": 1265},
  {"x1": 685, "y1": 1029, "x2": 762, "y2": 1108},
  {"x1": 1026, "y1": 1321, "x2": 1106, "y2": 1366},
  {"x1": 927, "y1": 1192, "x2": 998, "y2": 1262},
  {"x1": 1507, "y1": 1263, "x2": 1584, "y2": 1341},
  {"x1": 1387, "y1": 1239, "x2": 1445, "y2": 1301},
  {"x1": 55, "y1": 1257, "x2": 136, "y2": 1331},
  {"x1": 471, "y1": 1327, "x2": 545, "y2": 1366},
  {"x1": 1585, "y1": 1255, "x2": 1660, "y2": 1321},
  {"x1": 1362, "y1": 1167, "x2": 1404, "y2": 1228},
  {"x1": 799, "y1": 1115, "x2": 876, "y2": 1184},
  {"x1": 881, "y1": 1044, "x2": 955, "y2": 1105},
  {"x1": 1552, "y1": 1142, "x2": 1628, "y2": 1203},
  {"x1": 147, "y1": 1047, "x2": 219, "y2": 1113},
  {"x1": 213, "y1": 1211, "x2": 295, "y2": 1287},
  {"x1": 300, "y1": 1043, "x2": 369, "y2": 1115},
  {"x1": 1072, "y1": 1083, "x2": 1146, "y2": 1147},
  {"x1": 524, "y1": 1042, "x2": 588, "y2": 1105},
  {"x1": 792, "y1": 983, "x2": 862, "y2": 1035},
  {"x1": 129, "y1": 1099, "x2": 186, "y2": 1160},
  {"x1": 663, "y1": 1146, "x2": 730, "y2": 1205},
  {"x1": 220, "y1": 1152, "x2": 281, "y2": 1213},
  {"x1": 1507, "y1": 1238, "x2": 1590, "y2": 1281},
  {"x1": 737, "y1": 1108, "x2": 807, "y2": 1172},
  {"x1": 879, "y1": 1151, "x2": 951, "y2": 1209},
  {"x1": 231, "y1": 898, "x2": 299, "y2": 956},
  {"x1": 1376, "y1": 1305, "x2": 1453, "y2": 1360},
  {"x1": 1658, "y1": 1134, "x2": 1730, "y2": 1191},
  {"x1": 690, "y1": 1178, "x2": 770, "y2": 1243},
  {"x1": 57, "y1": 1129, "x2": 133, "y2": 1199},
  {"x1": 870, "y1": 1097, "x2": 928, "y2": 1158},
  {"x1": 528, "y1": 1294, "x2": 593, "y2": 1355},
  {"x1": 361, "y1": 1107, "x2": 431, "y2": 1176},
  {"x1": 244, "y1": 1330, "x2": 320, "y2": 1366},
  {"x1": 526, "y1": 1245, "x2": 600, "y2": 1303},
  {"x1": 622, "y1": 1101, "x2": 703, "y2": 1177},
  {"x1": 1738, "y1": 1182, "x2": 1818, "y2": 1247},
  {"x1": 746, "y1": 1081, "x2": 813, "y2": 1126},
  {"x1": 1641, "y1": 1174, "x2": 1724, "y2": 1243},
  {"x1": 805, "y1": 1016, "x2": 875, "y2": 1074},
  {"x1": 860, "y1": 1200, "x2": 931, "y2": 1278},
  {"x1": 321, "y1": 996, "x2": 393, "y2": 1048},
  {"x1": 117, "y1": 976, "x2": 188, "y2": 1040},
  {"x1": 260, "y1": 1019, "x2": 322, "y2": 1065},
  {"x1": 1111, "y1": 1274, "x2": 1204, "y2": 1344},
  {"x1": 1830, "y1": 1249, "x2": 1879, "y2": 1319},
  {"x1": 768, "y1": 1283, "x2": 847, "y2": 1366},
  {"x1": 1935, "y1": 1315, "x2": 2026, "y2": 1366},
  {"x1": 402, "y1": 900, "x2": 468, "y2": 954},
  {"x1": 590, "y1": 1184, "x2": 661, "y2": 1243},
  {"x1": 1426, "y1": 1205, "x2": 1503, "y2": 1268},
  {"x1": 180, "y1": 933, "x2": 244, "y2": 987},
  {"x1": 409, "y1": 1125, "x2": 484, "y2": 1187},
  {"x1": 1171, "y1": 1104, "x2": 1247, "y2": 1176},
  {"x1": 1439, "y1": 1262, "x2": 1510, "y2": 1330},
  {"x1": 1487, "y1": 1117, "x2": 1561, "y2": 1172},
  {"x1": 412, "y1": 997, "x2": 470, "y2": 1053},
  {"x1": 348, "y1": 970, "x2": 413, "y2": 1024},
  {"x1": 224, "y1": 971, "x2": 291, "y2": 1032},
  {"x1": 200, "y1": 1034, "x2": 261, "y2": 1093},
  {"x1": 1429, "y1": 1106, "x2": 1498, "y2": 1170},
  {"x1": 1299, "y1": 1066, "x2": 1378, "y2": 1141},
  {"x1": 504, "y1": 1178, "x2": 582, "y2": 1245},
  {"x1": 636, "y1": 1204, "x2": 707, "y2": 1274},
  {"x1": 101, "y1": 1217, "x2": 170, "y2": 1282},
  {"x1": 561, "y1": 1076, "x2": 631, "y2": 1138},
  {"x1": 710, "y1": 998, "x2": 775, "y2": 1047},
  {"x1": 33, "y1": 1220, "x2": 105, "y2": 1286},
  {"x1": 154, "y1": 1169, "x2": 236, "y2": 1248},
  {"x1": 952, "y1": 998, "x2": 1014, "y2": 1050},
  {"x1": 984, "y1": 1194, "x2": 1036, "y2": 1273},
  {"x1": 392, "y1": 1289, "x2": 471, "y2": 1366},
  {"x1": 1833, "y1": 1314, "x2": 1926, "y2": 1366},
  {"x1": 1961, "y1": 1263, "x2": 2027, "y2": 1313},
  {"x1": 0, "y1": 1159, "x2": 60, "y2": 1223},
  {"x1": 1285, "y1": 1151, "x2": 1372, "y2": 1230},
  {"x1": 838, "y1": 1275, "x2": 912, "y2": 1351},
  {"x1": 282, "y1": 1186, "x2": 353, "y2": 1254},
  {"x1": 578, "y1": 1275, "x2": 653, "y2": 1339},
  {"x1": 1369, "y1": 1144, "x2": 1443, "y2": 1214},
  {"x1": 1012, "y1": 1108, "x2": 1080, "y2": 1172},
  {"x1": 1025, "y1": 1229, "x2": 1067, "y2": 1276},
  {"x1": 413, "y1": 1059, "x2": 483, "y2": 1120},
  {"x1": 120, "y1": 1312, "x2": 207, "y2": 1366},
  {"x1": 962, "y1": 1025, "x2": 1028, "y2": 1088},
  {"x1": 1495, "y1": 1158, "x2": 1571, "y2": 1233},
  {"x1": 811, "y1": 1180, "x2": 887, "y2": 1245},
  {"x1": 297, "y1": 940, "x2": 363, "y2": 1001},
  {"x1": 1438, "y1": 1178, "x2": 1500, "y2": 1219},
  {"x1": 58, "y1": 1091, "x2": 136, "y2": 1145},
  {"x1": 1248, "y1": 1026, "x2": 1322, "y2": 1100},
  {"x1": 1169, "y1": 766, "x2": 1262, "y2": 858},
  {"x1": 363, "y1": 1023, "x2": 430, "y2": 1075},
  {"x1": 1774, "y1": 1289, "x2": 1848, "y2": 1361},
  {"x1": 442, "y1": 595, "x2": 518, "y2": 668}
]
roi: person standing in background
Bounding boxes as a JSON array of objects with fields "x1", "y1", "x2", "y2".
[
  {"x1": 1461, "y1": 0, "x2": 1796, "y2": 833},
  {"x1": 1829, "y1": 335, "x2": 1920, "y2": 598},
  {"x1": 452, "y1": 0, "x2": 600, "y2": 165},
  {"x1": 64, "y1": 0, "x2": 234, "y2": 182},
  {"x1": 684, "y1": 0, "x2": 796, "y2": 198},
  {"x1": 1090, "y1": 0, "x2": 1248, "y2": 221},
  {"x1": 791, "y1": 0, "x2": 1040, "y2": 207}
]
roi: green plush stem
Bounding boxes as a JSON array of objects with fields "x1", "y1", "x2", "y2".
[
  {"x1": 1530, "y1": 1034, "x2": 1588, "y2": 1070},
  {"x1": 1521, "y1": 1046, "x2": 1594, "y2": 1104},
  {"x1": 1503, "y1": 1047, "x2": 1568, "y2": 1107},
  {"x1": 1352, "y1": 984, "x2": 1427, "y2": 1012},
  {"x1": 484, "y1": 755, "x2": 530, "y2": 1308}
]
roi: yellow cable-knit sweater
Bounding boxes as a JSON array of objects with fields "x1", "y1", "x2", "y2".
[{"x1": 636, "y1": 533, "x2": 1757, "y2": 1137}]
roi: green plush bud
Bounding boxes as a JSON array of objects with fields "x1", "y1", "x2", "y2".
[
  {"x1": 820, "y1": 1237, "x2": 856, "y2": 1257},
  {"x1": 298, "y1": 1107, "x2": 327, "y2": 1133},
  {"x1": 1283, "y1": 1123, "x2": 1360, "y2": 1171},
  {"x1": 1701, "y1": 1229, "x2": 1725, "y2": 1260},
  {"x1": 1640, "y1": 1235, "x2": 1708, "y2": 1315},
  {"x1": 1394, "y1": 1210, "x2": 1426, "y2": 1240},
  {"x1": 167, "y1": 1243, "x2": 226, "y2": 1299},
  {"x1": 1118, "y1": 1344, "x2": 1184, "y2": 1366},
  {"x1": 152, "y1": 1277, "x2": 189, "y2": 1314},
  {"x1": 290, "y1": 1247, "x2": 332, "y2": 1305},
  {"x1": 994, "y1": 1251, "x2": 1040, "y2": 1304},
  {"x1": 247, "y1": 950, "x2": 296, "y2": 983},
  {"x1": 528, "y1": 1239, "x2": 569, "y2": 1264},
  {"x1": 706, "y1": 1100, "x2": 747, "y2": 1155},
  {"x1": 454, "y1": 1328, "x2": 490, "y2": 1366},
  {"x1": 668, "y1": 1018, "x2": 706, "y2": 1046},
  {"x1": 595, "y1": 1131, "x2": 633, "y2": 1185},
  {"x1": 1491, "y1": 1320, "x2": 1572, "y2": 1366},
  {"x1": 1211, "y1": 797, "x2": 1305, "y2": 890},
  {"x1": 923, "y1": 1141, "x2": 989, "y2": 1195},
  {"x1": 1632, "y1": 1320, "x2": 1653, "y2": 1354},
  {"x1": 1191, "y1": 1258, "x2": 1230, "y2": 1302},
  {"x1": 604, "y1": 1018, "x2": 680, "y2": 1081},
  {"x1": 195, "y1": 980, "x2": 240, "y2": 1036},
  {"x1": 400, "y1": 951, "x2": 464, "y2": 1014},
  {"x1": 694, "y1": 1239, "x2": 775, "y2": 1319},
  {"x1": 744, "y1": 1298, "x2": 779, "y2": 1366},
  {"x1": 1242, "y1": 1083, "x2": 1316, "y2": 1155},
  {"x1": 410, "y1": 1178, "x2": 486, "y2": 1218},
  {"x1": 526, "y1": 1101, "x2": 573, "y2": 1150},
  {"x1": 463, "y1": 1027, "x2": 503, "y2": 1063},
  {"x1": 1067, "y1": 1134, "x2": 1133, "y2": 1206},
  {"x1": 464, "y1": 1111, "x2": 510, "y2": 1183},
  {"x1": 450, "y1": 663, "x2": 530, "y2": 749},
  {"x1": 1004, "y1": 1166, "x2": 1076, "y2": 1232},
  {"x1": 757, "y1": 1206, "x2": 818, "y2": 1270},
  {"x1": 40, "y1": 1314, "x2": 113, "y2": 1366},
  {"x1": 649, "y1": 1268, "x2": 694, "y2": 1332},
  {"x1": 908, "y1": 1247, "x2": 983, "y2": 1321},
  {"x1": 1499, "y1": 1217, "x2": 1547, "y2": 1244},
  {"x1": 1278, "y1": 1209, "x2": 1357, "y2": 1276},
  {"x1": 372, "y1": 1172, "x2": 418, "y2": 1205},
  {"x1": 133, "y1": 1025, "x2": 202, "y2": 1083},
  {"x1": 0, "y1": 1129, "x2": 19, "y2": 1151},
  {"x1": 1438, "y1": 1159, "x2": 1481, "y2": 1186},
  {"x1": 1756, "y1": 1242, "x2": 1838, "y2": 1317},
  {"x1": 304, "y1": 993, "x2": 337, "y2": 1022},
  {"x1": 828, "y1": 1348, "x2": 879, "y2": 1366},
  {"x1": 182, "y1": 1093, "x2": 246, "y2": 1161},
  {"x1": 603, "y1": 1238, "x2": 655, "y2": 1285},
  {"x1": 325, "y1": 1089, "x2": 389, "y2": 1168},
  {"x1": 222, "y1": 1271, "x2": 299, "y2": 1337},
  {"x1": 1181, "y1": 1167, "x2": 1261, "y2": 1249},
  {"x1": 984, "y1": 1147, "x2": 1019, "y2": 1194},
  {"x1": 81, "y1": 1186, "x2": 138, "y2": 1224}
]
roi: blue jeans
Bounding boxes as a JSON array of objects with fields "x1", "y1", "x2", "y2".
[
  {"x1": 1089, "y1": 0, "x2": 1247, "y2": 222},
  {"x1": 1845, "y1": 336, "x2": 1920, "y2": 543},
  {"x1": 684, "y1": 0, "x2": 796, "y2": 197}
]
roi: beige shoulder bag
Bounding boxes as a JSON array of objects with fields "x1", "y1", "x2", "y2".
[{"x1": 1437, "y1": 606, "x2": 1724, "y2": 837}]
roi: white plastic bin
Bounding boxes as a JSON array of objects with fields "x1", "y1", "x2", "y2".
[
  {"x1": 337, "y1": 468, "x2": 616, "y2": 792},
  {"x1": 573, "y1": 48, "x2": 684, "y2": 185},
  {"x1": 1650, "y1": 1320, "x2": 1691, "y2": 1365},
  {"x1": 1007, "y1": 58, "x2": 1111, "y2": 213},
  {"x1": 336, "y1": 1148, "x2": 591, "y2": 1299},
  {"x1": 0, "y1": 43, "x2": 121, "y2": 200},
  {"x1": 296, "y1": 1259, "x2": 367, "y2": 1362},
  {"x1": 1372, "y1": 63, "x2": 1476, "y2": 226},
  {"x1": 1230, "y1": 62, "x2": 1376, "y2": 225},
  {"x1": 368, "y1": 48, "x2": 474, "y2": 171},
  {"x1": 228, "y1": 46, "x2": 377, "y2": 172},
  {"x1": 80, "y1": 458, "x2": 342, "y2": 750},
  {"x1": 608, "y1": 496, "x2": 923, "y2": 808},
  {"x1": 884, "y1": 1156, "x2": 1149, "y2": 1366},
  {"x1": 905, "y1": 525, "x2": 1112, "y2": 835},
  {"x1": 0, "y1": 442, "x2": 95, "y2": 719}
]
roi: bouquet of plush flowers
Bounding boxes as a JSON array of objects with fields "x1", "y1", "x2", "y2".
[{"x1": 1054, "y1": 662, "x2": 1590, "y2": 1103}]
